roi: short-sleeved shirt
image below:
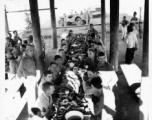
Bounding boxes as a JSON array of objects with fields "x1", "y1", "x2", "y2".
[
  {"x1": 97, "y1": 62, "x2": 114, "y2": 71},
  {"x1": 37, "y1": 92, "x2": 53, "y2": 116},
  {"x1": 17, "y1": 55, "x2": 36, "y2": 78},
  {"x1": 121, "y1": 20, "x2": 129, "y2": 27},
  {"x1": 9, "y1": 59, "x2": 19, "y2": 74}
]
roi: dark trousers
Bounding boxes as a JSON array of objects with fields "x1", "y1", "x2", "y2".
[{"x1": 125, "y1": 48, "x2": 136, "y2": 64}]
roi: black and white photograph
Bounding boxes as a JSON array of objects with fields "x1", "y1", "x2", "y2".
[{"x1": 1, "y1": 0, "x2": 151, "y2": 120}]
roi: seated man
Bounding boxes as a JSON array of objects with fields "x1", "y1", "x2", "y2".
[
  {"x1": 84, "y1": 48, "x2": 98, "y2": 67},
  {"x1": 37, "y1": 82, "x2": 55, "y2": 119},
  {"x1": 48, "y1": 62, "x2": 58, "y2": 80},
  {"x1": 38, "y1": 71, "x2": 54, "y2": 97},
  {"x1": 54, "y1": 55, "x2": 66, "y2": 74},
  {"x1": 97, "y1": 51, "x2": 114, "y2": 71},
  {"x1": 89, "y1": 24, "x2": 98, "y2": 35},
  {"x1": 82, "y1": 66, "x2": 98, "y2": 95},
  {"x1": 58, "y1": 49, "x2": 68, "y2": 65},
  {"x1": 89, "y1": 77, "x2": 104, "y2": 120},
  {"x1": 17, "y1": 45, "x2": 36, "y2": 78}
]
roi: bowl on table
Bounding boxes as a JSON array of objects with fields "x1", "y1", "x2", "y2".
[{"x1": 65, "y1": 110, "x2": 84, "y2": 120}]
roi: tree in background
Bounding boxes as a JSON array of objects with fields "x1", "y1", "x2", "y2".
[{"x1": 24, "y1": 13, "x2": 32, "y2": 30}]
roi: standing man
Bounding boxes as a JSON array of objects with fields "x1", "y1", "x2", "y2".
[
  {"x1": 121, "y1": 16, "x2": 129, "y2": 39},
  {"x1": 13, "y1": 30, "x2": 22, "y2": 45},
  {"x1": 123, "y1": 25, "x2": 139, "y2": 64},
  {"x1": 17, "y1": 45, "x2": 37, "y2": 115},
  {"x1": 130, "y1": 12, "x2": 138, "y2": 29}
]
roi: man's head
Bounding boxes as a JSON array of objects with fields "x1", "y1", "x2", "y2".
[
  {"x1": 28, "y1": 35, "x2": 33, "y2": 43},
  {"x1": 54, "y1": 55, "x2": 62, "y2": 65},
  {"x1": 87, "y1": 48, "x2": 95, "y2": 59},
  {"x1": 98, "y1": 51, "x2": 106, "y2": 64},
  {"x1": 8, "y1": 33, "x2": 12, "y2": 38},
  {"x1": 68, "y1": 29, "x2": 73, "y2": 36},
  {"x1": 127, "y1": 25, "x2": 134, "y2": 33},
  {"x1": 123, "y1": 16, "x2": 126, "y2": 20},
  {"x1": 13, "y1": 30, "x2": 18, "y2": 36},
  {"x1": 49, "y1": 62, "x2": 58, "y2": 72},
  {"x1": 133, "y1": 12, "x2": 137, "y2": 17},
  {"x1": 61, "y1": 39, "x2": 66, "y2": 44},
  {"x1": 26, "y1": 45, "x2": 35, "y2": 57},
  {"x1": 87, "y1": 66, "x2": 97, "y2": 80},
  {"x1": 90, "y1": 24, "x2": 94, "y2": 30},
  {"x1": 59, "y1": 49, "x2": 65, "y2": 57},
  {"x1": 20, "y1": 44, "x2": 26, "y2": 53},
  {"x1": 31, "y1": 107, "x2": 41, "y2": 117},
  {"x1": 62, "y1": 44, "x2": 68, "y2": 52},
  {"x1": 90, "y1": 77, "x2": 103, "y2": 96},
  {"x1": 43, "y1": 70, "x2": 54, "y2": 83},
  {"x1": 42, "y1": 82, "x2": 55, "y2": 96}
]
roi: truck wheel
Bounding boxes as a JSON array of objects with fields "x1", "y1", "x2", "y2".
[{"x1": 76, "y1": 17, "x2": 83, "y2": 26}]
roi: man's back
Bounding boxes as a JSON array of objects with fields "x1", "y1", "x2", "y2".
[{"x1": 17, "y1": 55, "x2": 36, "y2": 78}]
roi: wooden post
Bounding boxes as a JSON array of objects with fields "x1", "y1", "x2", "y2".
[
  {"x1": 49, "y1": 0, "x2": 57, "y2": 49},
  {"x1": 109, "y1": 0, "x2": 119, "y2": 71},
  {"x1": 142, "y1": 0, "x2": 149, "y2": 77},
  {"x1": 139, "y1": 7, "x2": 142, "y2": 38},
  {"x1": 5, "y1": 6, "x2": 9, "y2": 37},
  {"x1": 29, "y1": 0, "x2": 43, "y2": 75},
  {"x1": 101, "y1": 0, "x2": 106, "y2": 45}
]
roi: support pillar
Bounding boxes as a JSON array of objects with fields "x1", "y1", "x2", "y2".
[
  {"x1": 142, "y1": 0, "x2": 149, "y2": 76},
  {"x1": 109, "y1": 0, "x2": 119, "y2": 71},
  {"x1": 49, "y1": 0, "x2": 57, "y2": 49},
  {"x1": 29, "y1": 0, "x2": 43, "y2": 75},
  {"x1": 101, "y1": 0, "x2": 106, "y2": 45},
  {"x1": 5, "y1": 6, "x2": 9, "y2": 37}
]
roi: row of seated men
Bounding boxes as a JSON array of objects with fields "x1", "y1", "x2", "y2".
[
  {"x1": 5, "y1": 25, "x2": 116, "y2": 120},
  {"x1": 29, "y1": 28, "x2": 116, "y2": 120}
]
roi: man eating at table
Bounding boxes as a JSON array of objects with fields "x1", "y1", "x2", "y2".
[{"x1": 89, "y1": 77, "x2": 104, "y2": 120}]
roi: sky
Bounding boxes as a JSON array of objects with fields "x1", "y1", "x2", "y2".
[{"x1": 5, "y1": 0, "x2": 145, "y2": 31}]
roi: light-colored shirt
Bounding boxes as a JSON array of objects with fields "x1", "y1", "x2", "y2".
[
  {"x1": 37, "y1": 92, "x2": 53, "y2": 116},
  {"x1": 124, "y1": 32, "x2": 139, "y2": 49},
  {"x1": 17, "y1": 55, "x2": 36, "y2": 78},
  {"x1": 9, "y1": 59, "x2": 19, "y2": 74}
]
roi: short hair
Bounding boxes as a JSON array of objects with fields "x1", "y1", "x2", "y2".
[
  {"x1": 54, "y1": 55, "x2": 62, "y2": 61},
  {"x1": 90, "y1": 77, "x2": 102, "y2": 89},
  {"x1": 123, "y1": 16, "x2": 126, "y2": 18},
  {"x1": 42, "y1": 82, "x2": 54, "y2": 92},
  {"x1": 61, "y1": 43, "x2": 67, "y2": 47},
  {"x1": 31, "y1": 107, "x2": 41, "y2": 115},
  {"x1": 8, "y1": 32, "x2": 12, "y2": 37},
  {"x1": 87, "y1": 66, "x2": 97, "y2": 73},
  {"x1": 97, "y1": 42, "x2": 102, "y2": 46},
  {"x1": 24, "y1": 40, "x2": 28, "y2": 44},
  {"x1": 20, "y1": 44, "x2": 26, "y2": 49},
  {"x1": 59, "y1": 49, "x2": 64, "y2": 52},
  {"x1": 127, "y1": 25, "x2": 133, "y2": 33},
  {"x1": 43, "y1": 70, "x2": 53, "y2": 77},
  {"x1": 88, "y1": 48, "x2": 95, "y2": 53},
  {"x1": 61, "y1": 39, "x2": 65, "y2": 43},
  {"x1": 69, "y1": 29, "x2": 73, "y2": 32},
  {"x1": 13, "y1": 30, "x2": 17, "y2": 34},
  {"x1": 91, "y1": 33, "x2": 95, "y2": 38},
  {"x1": 98, "y1": 51, "x2": 105, "y2": 57},
  {"x1": 90, "y1": 24, "x2": 93, "y2": 26},
  {"x1": 134, "y1": 11, "x2": 137, "y2": 14},
  {"x1": 49, "y1": 61, "x2": 57, "y2": 66}
]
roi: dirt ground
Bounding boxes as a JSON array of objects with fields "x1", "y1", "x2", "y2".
[{"x1": 17, "y1": 26, "x2": 143, "y2": 120}]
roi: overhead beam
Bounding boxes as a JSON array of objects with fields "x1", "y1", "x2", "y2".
[
  {"x1": 101, "y1": 0, "x2": 106, "y2": 45},
  {"x1": 49, "y1": 0, "x2": 57, "y2": 49},
  {"x1": 142, "y1": 0, "x2": 149, "y2": 77},
  {"x1": 6, "y1": 8, "x2": 57, "y2": 13},
  {"x1": 29, "y1": 0, "x2": 43, "y2": 75},
  {"x1": 109, "y1": 0, "x2": 119, "y2": 71}
]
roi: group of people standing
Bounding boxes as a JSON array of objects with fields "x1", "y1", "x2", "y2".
[{"x1": 121, "y1": 11, "x2": 139, "y2": 64}]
